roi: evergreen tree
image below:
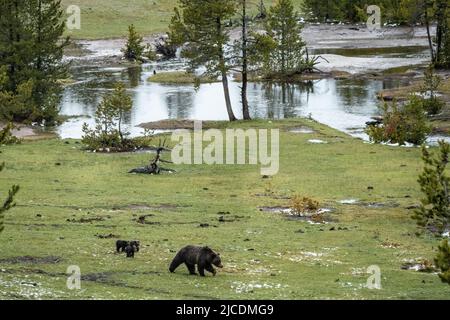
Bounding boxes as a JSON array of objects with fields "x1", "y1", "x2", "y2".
[
  {"x1": 265, "y1": 0, "x2": 306, "y2": 75},
  {"x1": 435, "y1": 239, "x2": 450, "y2": 285},
  {"x1": 82, "y1": 83, "x2": 133, "y2": 149},
  {"x1": 122, "y1": 24, "x2": 145, "y2": 62},
  {"x1": 413, "y1": 141, "x2": 450, "y2": 235},
  {"x1": 0, "y1": 163, "x2": 19, "y2": 234},
  {"x1": 434, "y1": 0, "x2": 449, "y2": 68},
  {"x1": 168, "y1": 0, "x2": 237, "y2": 121},
  {"x1": 0, "y1": 0, "x2": 68, "y2": 123}
]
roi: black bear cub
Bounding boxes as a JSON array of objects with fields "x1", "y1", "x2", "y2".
[
  {"x1": 125, "y1": 244, "x2": 136, "y2": 258},
  {"x1": 169, "y1": 246, "x2": 223, "y2": 277},
  {"x1": 116, "y1": 240, "x2": 140, "y2": 258},
  {"x1": 116, "y1": 240, "x2": 129, "y2": 253}
]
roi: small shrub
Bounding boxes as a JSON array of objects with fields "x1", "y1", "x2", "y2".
[
  {"x1": 0, "y1": 123, "x2": 20, "y2": 145},
  {"x1": 421, "y1": 66, "x2": 444, "y2": 115},
  {"x1": 82, "y1": 83, "x2": 154, "y2": 152},
  {"x1": 413, "y1": 141, "x2": 450, "y2": 235},
  {"x1": 310, "y1": 212, "x2": 325, "y2": 224},
  {"x1": 0, "y1": 162, "x2": 19, "y2": 234},
  {"x1": 423, "y1": 97, "x2": 445, "y2": 116},
  {"x1": 366, "y1": 97, "x2": 431, "y2": 146},
  {"x1": 290, "y1": 195, "x2": 320, "y2": 215},
  {"x1": 122, "y1": 24, "x2": 145, "y2": 62},
  {"x1": 435, "y1": 239, "x2": 450, "y2": 285}
]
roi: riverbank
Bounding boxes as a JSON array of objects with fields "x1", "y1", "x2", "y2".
[
  {"x1": 0, "y1": 123, "x2": 57, "y2": 141},
  {"x1": 1, "y1": 118, "x2": 450, "y2": 299},
  {"x1": 65, "y1": 24, "x2": 433, "y2": 74}
]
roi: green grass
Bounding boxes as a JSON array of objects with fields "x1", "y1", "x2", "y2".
[
  {"x1": 148, "y1": 72, "x2": 219, "y2": 84},
  {"x1": 61, "y1": 0, "x2": 303, "y2": 39},
  {"x1": 1, "y1": 119, "x2": 450, "y2": 299}
]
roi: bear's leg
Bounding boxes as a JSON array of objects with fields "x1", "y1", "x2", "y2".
[
  {"x1": 186, "y1": 263, "x2": 197, "y2": 275},
  {"x1": 205, "y1": 264, "x2": 217, "y2": 276},
  {"x1": 198, "y1": 265, "x2": 206, "y2": 277}
]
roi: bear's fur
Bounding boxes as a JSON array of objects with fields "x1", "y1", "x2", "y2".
[
  {"x1": 169, "y1": 245, "x2": 223, "y2": 277},
  {"x1": 125, "y1": 244, "x2": 136, "y2": 258},
  {"x1": 130, "y1": 240, "x2": 140, "y2": 252},
  {"x1": 116, "y1": 240, "x2": 129, "y2": 252},
  {"x1": 116, "y1": 240, "x2": 140, "y2": 253}
]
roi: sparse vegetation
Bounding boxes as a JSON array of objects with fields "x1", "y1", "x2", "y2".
[
  {"x1": 289, "y1": 195, "x2": 320, "y2": 215},
  {"x1": 435, "y1": 239, "x2": 450, "y2": 285},
  {"x1": 366, "y1": 97, "x2": 431, "y2": 146},
  {"x1": 414, "y1": 141, "x2": 450, "y2": 235},
  {"x1": 0, "y1": 161, "x2": 19, "y2": 234},
  {"x1": 421, "y1": 66, "x2": 445, "y2": 115},
  {"x1": 81, "y1": 83, "x2": 153, "y2": 152},
  {"x1": 147, "y1": 72, "x2": 219, "y2": 85},
  {"x1": 0, "y1": 123, "x2": 21, "y2": 146}
]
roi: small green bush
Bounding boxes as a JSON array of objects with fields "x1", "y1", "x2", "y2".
[
  {"x1": 82, "y1": 83, "x2": 154, "y2": 152},
  {"x1": 435, "y1": 239, "x2": 450, "y2": 285},
  {"x1": 413, "y1": 141, "x2": 450, "y2": 235},
  {"x1": 0, "y1": 123, "x2": 21, "y2": 145},
  {"x1": 421, "y1": 66, "x2": 445, "y2": 115},
  {"x1": 366, "y1": 97, "x2": 431, "y2": 146}
]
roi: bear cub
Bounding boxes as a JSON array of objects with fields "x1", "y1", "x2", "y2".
[
  {"x1": 116, "y1": 240, "x2": 140, "y2": 258},
  {"x1": 169, "y1": 245, "x2": 223, "y2": 277}
]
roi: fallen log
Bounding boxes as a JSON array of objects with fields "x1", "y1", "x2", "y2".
[{"x1": 129, "y1": 147, "x2": 175, "y2": 175}]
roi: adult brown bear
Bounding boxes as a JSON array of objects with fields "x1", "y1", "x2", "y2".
[{"x1": 169, "y1": 246, "x2": 223, "y2": 277}]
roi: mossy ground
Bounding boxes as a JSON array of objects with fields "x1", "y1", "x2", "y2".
[
  {"x1": 1, "y1": 119, "x2": 450, "y2": 299},
  {"x1": 148, "y1": 72, "x2": 219, "y2": 84}
]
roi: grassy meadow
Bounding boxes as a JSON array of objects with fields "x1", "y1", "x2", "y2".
[
  {"x1": 61, "y1": 0, "x2": 303, "y2": 39},
  {"x1": 1, "y1": 119, "x2": 450, "y2": 299}
]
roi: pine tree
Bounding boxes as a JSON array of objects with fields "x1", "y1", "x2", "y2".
[
  {"x1": 0, "y1": 162, "x2": 19, "y2": 234},
  {"x1": 413, "y1": 141, "x2": 450, "y2": 235},
  {"x1": 82, "y1": 83, "x2": 132, "y2": 149},
  {"x1": 122, "y1": 24, "x2": 145, "y2": 62},
  {"x1": 265, "y1": 0, "x2": 306, "y2": 75},
  {"x1": 434, "y1": 0, "x2": 450, "y2": 68},
  {"x1": 168, "y1": 0, "x2": 237, "y2": 121},
  {"x1": 0, "y1": 0, "x2": 68, "y2": 124},
  {"x1": 435, "y1": 239, "x2": 450, "y2": 285}
]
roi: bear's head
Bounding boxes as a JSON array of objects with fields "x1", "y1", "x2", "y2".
[
  {"x1": 202, "y1": 247, "x2": 223, "y2": 268},
  {"x1": 130, "y1": 240, "x2": 140, "y2": 251},
  {"x1": 211, "y1": 253, "x2": 223, "y2": 268}
]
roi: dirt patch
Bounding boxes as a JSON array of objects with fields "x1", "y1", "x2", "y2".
[
  {"x1": 95, "y1": 233, "x2": 120, "y2": 239},
  {"x1": 66, "y1": 217, "x2": 106, "y2": 223},
  {"x1": 401, "y1": 259, "x2": 437, "y2": 272},
  {"x1": 259, "y1": 206, "x2": 334, "y2": 224},
  {"x1": 136, "y1": 214, "x2": 162, "y2": 225},
  {"x1": 339, "y1": 200, "x2": 400, "y2": 209},
  {"x1": 0, "y1": 256, "x2": 62, "y2": 265},
  {"x1": 0, "y1": 122, "x2": 56, "y2": 140},
  {"x1": 113, "y1": 204, "x2": 184, "y2": 211},
  {"x1": 287, "y1": 126, "x2": 315, "y2": 134},
  {"x1": 138, "y1": 120, "x2": 226, "y2": 131}
]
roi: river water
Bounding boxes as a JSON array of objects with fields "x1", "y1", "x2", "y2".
[{"x1": 58, "y1": 46, "x2": 430, "y2": 141}]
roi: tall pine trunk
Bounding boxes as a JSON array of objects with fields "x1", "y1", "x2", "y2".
[
  {"x1": 221, "y1": 68, "x2": 237, "y2": 122},
  {"x1": 217, "y1": 17, "x2": 236, "y2": 122},
  {"x1": 241, "y1": 0, "x2": 251, "y2": 120}
]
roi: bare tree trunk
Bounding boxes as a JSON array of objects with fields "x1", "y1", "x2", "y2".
[
  {"x1": 118, "y1": 113, "x2": 124, "y2": 143},
  {"x1": 217, "y1": 17, "x2": 237, "y2": 122},
  {"x1": 221, "y1": 69, "x2": 237, "y2": 122},
  {"x1": 425, "y1": 7, "x2": 436, "y2": 63},
  {"x1": 241, "y1": 0, "x2": 251, "y2": 120}
]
